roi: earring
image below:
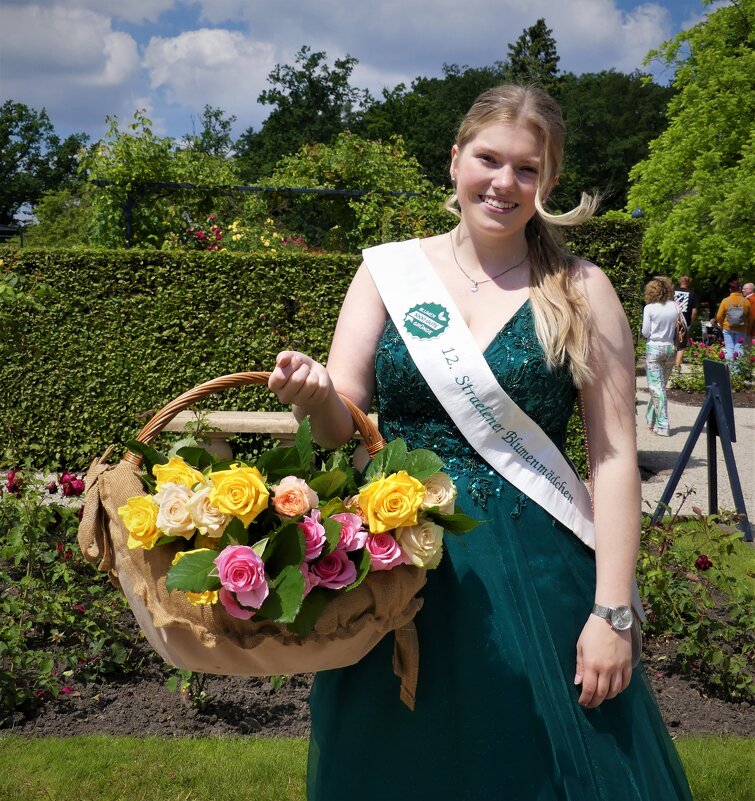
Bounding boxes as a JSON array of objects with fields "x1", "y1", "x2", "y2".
[{"x1": 449, "y1": 172, "x2": 456, "y2": 185}]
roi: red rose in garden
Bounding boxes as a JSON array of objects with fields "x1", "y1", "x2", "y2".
[
  {"x1": 695, "y1": 554, "x2": 712, "y2": 571},
  {"x1": 5, "y1": 469, "x2": 22, "y2": 496},
  {"x1": 48, "y1": 480, "x2": 58, "y2": 494}
]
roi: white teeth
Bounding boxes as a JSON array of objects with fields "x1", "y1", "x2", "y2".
[{"x1": 483, "y1": 197, "x2": 516, "y2": 209}]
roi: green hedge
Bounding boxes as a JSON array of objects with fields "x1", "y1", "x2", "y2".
[{"x1": 1, "y1": 219, "x2": 644, "y2": 468}]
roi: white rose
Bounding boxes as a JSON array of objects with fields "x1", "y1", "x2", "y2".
[
  {"x1": 420, "y1": 472, "x2": 457, "y2": 514},
  {"x1": 396, "y1": 520, "x2": 444, "y2": 569},
  {"x1": 186, "y1": 484, "x2": 230, "y2": 538},
  {"x1": 154, "y1": 483, "x2": 195, "y2": 538}
]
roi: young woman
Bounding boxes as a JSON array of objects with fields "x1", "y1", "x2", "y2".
[
  {"x1": 641, "y1": 277, "x2": 679, "y2": 436},
  {"x1": 269, "y1": 85, "x2": 692, "y2": 800}
]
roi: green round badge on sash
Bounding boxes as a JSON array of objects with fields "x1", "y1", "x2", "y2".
[{"x1": 403, "y1": 303, "x2": 450, "y2": 339}]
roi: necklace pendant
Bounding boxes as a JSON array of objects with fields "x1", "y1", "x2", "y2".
[{"x1": 470, "y1": 282, "x2": 479, "y2": 293}]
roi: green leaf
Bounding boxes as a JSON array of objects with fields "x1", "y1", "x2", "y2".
[
  {"x1": 309, "y1": 468, "x2": 348, "y2": 499},
  {"x1": 220, "y1": 516, "x2": 248, "y2": 547},
  {"x1": 322, "y1": 517, "x2": 343, "y2": 554},
  {"x1": 403, "y1": 449, "x2": 444, "y2": 481},
  {"x1": 286, "y1": 589, "x2": 330, "y2": 636},
  {"x1": 256, "y1": 565, "x2": 306, "y2": 623},
  {"x1": 255, "y1": 444, "x2": 307, "y2": 483},
  {"x1": 423, "y1": 509, "x2": 483, "y2": 534},
  {"x1": 166, "y1": 549, "x2": 222, "y2": 593},
  {"x1": 319, "y1": 497, "x2": 346, "y2": 519},
  {"x1": 175, "y1": 445, "x2": 215, "y2": 470},
  {"x1": 364, "y1": 438, "x2": 408, "y2": 480},
  {"x1": 262, "y1": 522, "x2": 305, "y2": 574},
  {"x1": 294, "y1": 418, "x2": 314, "y2": 467},
  {"x1": 125, "y1": 440, "x2": 168, "y2": 474},
  {"x1": 346, "y1": 548, "x2": 372, "y2": 592}
]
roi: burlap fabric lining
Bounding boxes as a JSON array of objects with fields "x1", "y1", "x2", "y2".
[{"x1": 79, "y1": 451, "x2": 426, "y2": 709}]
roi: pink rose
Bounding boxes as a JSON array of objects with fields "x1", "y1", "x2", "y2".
[
  {"x1": 214, "y1": 545, "x2": 269, "y2": 609},
  {"x1": 331, "y1": 512, "x2": 368, "y2": 552},
  {"x1": 366, "y1": 533, "x2": 410, "y2": 571},
  {"x1": 298, "y1": 509, "x2": 327, "y2": 561},
  {"x1": 300, "y1": 563, "x2": 320, "y2": 596},
  {"x1": 218, "y1": 587, "x2": 255, "y2": 619},
  {"x1": 272, "y1": 475, "x2": 319, "y2": 518},
  {"x1": 310, "y1": 549, "x2": 356, "y2": 589}
]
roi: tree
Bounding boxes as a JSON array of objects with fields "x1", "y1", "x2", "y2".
[
  {"x1": 258, "y1": 132, "x2": 451, "y2": 251},
  {"x1": 234, "y1": 46, "x2": 371, "y2": 181},
  {"x1": 627, "y1": 0, "x2": 755, "y2": 284},
  {"x1": 554, "y1": 71, "x2": 673, "y2": 211},
  {"x1": 183, "y1": 105, "x2": 237, "y2": 157},
  {"x1": 356, "y1": 63, "x2": 505, "y2": 187},
  {"x1": 80, "y1": 110, "x2": 240, "y2": 248},
  {"x1": 504, "y1": 18, "x2": 561, "y2": 92},
  {"x1": 0, "y1": 101, "x2": 87, "y2": 224}
]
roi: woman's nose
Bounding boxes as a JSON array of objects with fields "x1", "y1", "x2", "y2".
[{"x1": 491, "y1": 164, "x2": 515, "y2": 189}]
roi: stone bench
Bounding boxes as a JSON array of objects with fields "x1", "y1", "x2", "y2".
[{"x1": 163, "y1": 410, "x2": 378, "y2": 460}]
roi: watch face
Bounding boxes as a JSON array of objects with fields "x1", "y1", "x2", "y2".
[{"x1": 610, "y1": 606, "x2": 633, "y2": 631}]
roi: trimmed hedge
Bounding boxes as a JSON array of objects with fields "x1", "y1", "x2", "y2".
[{"x1": 1, "y1": 219, "x2": 644, "y2": 468}]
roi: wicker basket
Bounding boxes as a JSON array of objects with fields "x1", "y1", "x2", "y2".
[{"x1": 78, "y1": 372, "x2": 426, "y2": 709}]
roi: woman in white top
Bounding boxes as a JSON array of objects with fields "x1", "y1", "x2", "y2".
[{"x1": 642, "y1": 277, "x2": 678, "y2": 436}]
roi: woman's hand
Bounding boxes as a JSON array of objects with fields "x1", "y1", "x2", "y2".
[
  {"x1": 574, "y1": 614, "x2": 633, "y2": 708},
  {"x1": 268, "y1": 351, "x2": 331, "y2": 411}
]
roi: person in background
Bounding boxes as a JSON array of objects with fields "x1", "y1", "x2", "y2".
[
  {"x1": 743, "y1": 282, "x2": 755, "y2": 348},
  {"x1": 674, "y1": 276, "x2": 698, "y2": 373},
  {"x1": 642, "y1": 278, "x2": 678, "y2": 436},
  {"x1": 714, "y1": 279, "x2": 752, "y2": 364}
]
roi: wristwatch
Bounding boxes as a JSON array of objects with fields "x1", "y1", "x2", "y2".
[{"x1": 591, "y1": 603, "x2": 634, "y2": 631}]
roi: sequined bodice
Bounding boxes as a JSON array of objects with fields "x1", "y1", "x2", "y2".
[{"x1": 375, "y1": 301, "x2": 577, "y2": 506}]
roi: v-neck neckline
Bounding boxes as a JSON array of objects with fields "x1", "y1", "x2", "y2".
[{"x1": 413, "y1": 238, "x2": 531, "y2": 356}]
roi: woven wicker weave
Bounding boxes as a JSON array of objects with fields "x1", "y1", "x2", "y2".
[{"x1": 78, "y1": 372, "x2": 425, "y2": 709}]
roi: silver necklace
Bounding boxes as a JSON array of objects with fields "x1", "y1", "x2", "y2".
[{"x1": 450, "y1": 234, "x2": 528, "y2": 293}]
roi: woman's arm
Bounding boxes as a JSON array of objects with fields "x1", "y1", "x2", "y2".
[
  {"x1": 268, "y1": 262, "x2": 387, "y2": 448},
  {"x1": 641, "y1": 305, "x2": 652, "y2": 339},
  {"x1": 574, "y1": 261, "x2": 640, "y2": 708}
]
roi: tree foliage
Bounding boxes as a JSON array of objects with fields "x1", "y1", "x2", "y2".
[
  {"x1": 80, "y1": 110, "x2": 240, "y2": 248},
  {"x1": 235, "y1": 46, "x2": 371, "y2": 181},
  {"x1": 627, "y1": 0, "x2": 755, "y2": 284},
  {"x1": 261, "y1": 132, "x2": 451, "y2": 251},
  {"x1": 504, "y1": 18, "x2": 561, "y2": 93},
  {"x1": 356, "y1": 64, "x2": 505, "y2": 186},
  {"x1": 0, "y1": 101, "x2": 87, "y2": 224},
  {"x1": 554, "y1": 71, "x2": 672, "y2": 211},
  {"x1": 183, "y1": 105, "x2": 237, "y2": 157}
]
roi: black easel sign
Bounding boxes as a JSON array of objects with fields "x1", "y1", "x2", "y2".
[{"x1": 651, "y1": 359, "x2": 752, "y2": 542}]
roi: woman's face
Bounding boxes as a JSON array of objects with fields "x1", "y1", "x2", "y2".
[{"x1": 450, "y1": 121, "x2": 545, "y2": 243}]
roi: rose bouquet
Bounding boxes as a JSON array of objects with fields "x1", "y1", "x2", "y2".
[{"x1": 117, "y1": 421, "x2": 479, "y2": 635}]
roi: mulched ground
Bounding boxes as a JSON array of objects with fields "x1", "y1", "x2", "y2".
[
  {"x1": 668, "y1": 389, "x2": 755, "y2": 408},
  {"x1": 4, "y1": 618, "x2": 753, "y2": 740}
]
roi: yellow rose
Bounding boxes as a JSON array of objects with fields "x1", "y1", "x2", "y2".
[
  {"x1": 209, "y1": 464, "x2": 269, "y2": 526},
  {"x1": 118, "y1": 495, "x2": 160, "y2": 550},
  {"x1": 152, "y1": 456, "x2": 204, "y2": 491},
  {"x1": 358, "y1": 470, "x2": 425, "y2": 534},
  {"x1": 186, "y1": 590, "x2": 219, "y2": 605}
]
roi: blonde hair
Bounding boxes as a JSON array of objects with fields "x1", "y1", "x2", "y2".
[
  {"x1": 645, "y1": 278, "x2": 673, "y2": 304},
  {"x1": 446, "y1": 85, "x2": 600, "y2": 387}
]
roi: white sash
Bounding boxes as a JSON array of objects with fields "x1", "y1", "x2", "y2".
[
  {"x1": 365, "y1": 240, "x2": 644, "y2": 627},
  {"x1": 365, "y1": 238, "x2": 597, "y2": 548}
]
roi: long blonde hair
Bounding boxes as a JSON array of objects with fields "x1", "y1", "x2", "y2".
[{"x1": 447, "y1": 85, "x2": 599, "y2": 387}]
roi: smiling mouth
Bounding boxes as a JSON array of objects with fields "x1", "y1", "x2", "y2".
[{"x1": 481, "y1": 196, "x2": 517, "y2": 210}]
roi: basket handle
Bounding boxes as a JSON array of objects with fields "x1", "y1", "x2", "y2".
[{"x1": 122, "y1": 371, "x2": 385, "y2": 466}]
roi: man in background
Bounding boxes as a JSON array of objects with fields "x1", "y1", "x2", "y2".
[
  {"x1": 743, "y1": 282, "x2": 755, "y2": 349},
  {"x1": 674, "y1": 275, "x2": 699, "y2": 372}
]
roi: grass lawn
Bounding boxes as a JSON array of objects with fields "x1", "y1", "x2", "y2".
[{"x1": 0, "y1": 735, "x2": 753, "y2": 801}]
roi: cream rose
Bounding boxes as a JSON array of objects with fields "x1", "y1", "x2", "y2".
[
  {"x1": 396, "y1": 519, "x2": 445, "y2": 569},
  {"x1": 271, "y1": 475, "x2": 319, "y2": 518},
  {"x1": 421, "y1": 472, "x2": 457, "y2": 514},
  {"x1": 154, "y1": 483, "x2": 196, "y2": 538},
  {"x1": 186, "y1": 484, "x2": 230, "y2": 538}
]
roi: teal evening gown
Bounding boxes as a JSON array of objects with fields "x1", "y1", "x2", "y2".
[{"x1": 307, "y1": 302, "x2": 692, "y2": 801}]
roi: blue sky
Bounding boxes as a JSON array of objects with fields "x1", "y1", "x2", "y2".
[{"x1": 0, "y1": 0, "x2": 712, "y2": 143}]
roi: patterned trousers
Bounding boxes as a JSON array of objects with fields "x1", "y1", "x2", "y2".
[{"x1": 645, "y1": 341, "x2": 676, "y2": 436}]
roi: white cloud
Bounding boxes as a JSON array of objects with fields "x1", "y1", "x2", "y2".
[{"x1": 143, "y1": 29, "x2": 277, "y2": 127}]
